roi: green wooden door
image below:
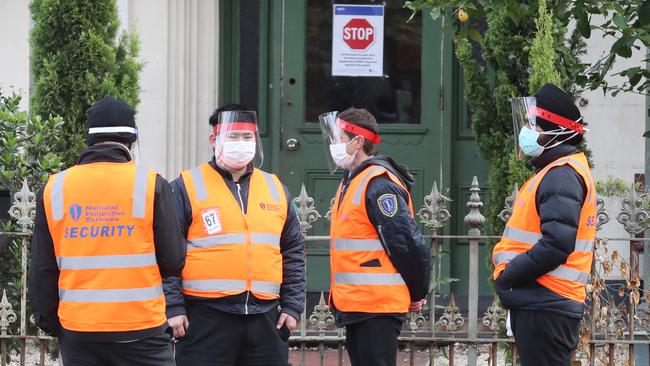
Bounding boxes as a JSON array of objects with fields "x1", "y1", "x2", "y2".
[{"x1": 268, "y1": 0, "x2": 449, "y2": 292}]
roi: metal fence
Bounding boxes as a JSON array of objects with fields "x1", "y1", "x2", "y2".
[{"x1": 1, "y1": 176, "x2": 650, "y2": 365}]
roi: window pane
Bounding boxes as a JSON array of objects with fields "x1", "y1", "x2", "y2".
[{"x1": 305, "y1": 1, "x2": 422, "y2": 124}]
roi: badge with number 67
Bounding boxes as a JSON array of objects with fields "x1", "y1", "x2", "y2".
[{"x1": 202, "y1": 209, "x2": 222, "y2": 234}]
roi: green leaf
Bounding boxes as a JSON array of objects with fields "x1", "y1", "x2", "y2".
[
  {"x1": 639, "y1": 0, "x2": 650, "y2": 26},
  {"x1": 577, "y1": 11, "x2": 591, "y2": 38},
  {"x1": 467, "y1": 28, "x2": 483, "y2": 44},
  {"x1": 613, "y1": 12, "x2": 628, "y2": 30},
  {"x1": 429, "y1": 7, "x2": 441, "y2": 21}
]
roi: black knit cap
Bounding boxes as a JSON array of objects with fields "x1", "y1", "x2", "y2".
[
  {"x1": 534, "y1": 83, "x2": 582, "y2": 132},
  {"x1": 86, "y1": 95, "x2": 137, "y2": 146}
]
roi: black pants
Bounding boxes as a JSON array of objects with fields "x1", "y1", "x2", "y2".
[
  {"x1": 174, "y1": 301, "x2": 290, "y2": 366},
  {"x1": 59, "y1": 333, "x2": 174, "y2": 366},
  {"x1": 511, "y1": 309, "x2": 580, "y2": 366},
  {"x1": 345, "y1": 316, "x2": 402, "y2": 366}
]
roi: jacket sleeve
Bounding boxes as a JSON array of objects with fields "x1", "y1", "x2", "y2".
[
  {"x1": 499, "y1": 166, "x2": 586, "y2": 287},
  {"x1": 366, "y1": 175, "x2": 432, "y2": 301},
  {"x1": 278, "y1": 185, "x2": 306, "y2": 321},
  {"x1": 28, "y1": 186, "x2": 61, "y2": 335},
  {"x1": 163, "y1": 176, "x2": 192, "y2": 318}
]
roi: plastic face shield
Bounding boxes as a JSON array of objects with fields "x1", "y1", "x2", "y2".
[
  {"x1": 319, "y1": 111, "x2": 346, "y2": 174},
  {"x1": 511, "y1": 97, "x2": 538, "y2": 159},
  {"x1": 214, "y1": 110, "x2": 264, "y2": 169}
]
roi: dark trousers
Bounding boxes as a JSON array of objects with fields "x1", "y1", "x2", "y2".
[
  {"x1": 174, "y1": 301, "x2": 290, "y2": 366},
  {"x1": 345, "y1": 316, "x2": 402, "y2": 366},
  {"x1": 59, "y1": 333, "x2": 174, "y2": 366},
  {"x1": 511, "y1": 309, "x2": 580, "y2": 366}
]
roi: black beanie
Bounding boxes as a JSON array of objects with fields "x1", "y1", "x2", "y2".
[
  {"x1": 86, "y1": 95, "x2": 137, "y2": 146},
  {"x1": 534, "y1": 84, "x2": 582, "y2": 132}
]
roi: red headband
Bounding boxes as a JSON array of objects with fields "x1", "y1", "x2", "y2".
[
  {"x1": 531, "y1": 106, "x2": 584, "y2": 134},
  {"x1": 214, "y1": 122, "x2": 258, "y2": 134},
  {"x1": 336, "y1": 118, "x2": 381, "y2": 144}
]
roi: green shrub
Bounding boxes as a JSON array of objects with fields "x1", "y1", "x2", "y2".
[{"x1": 30, "y1": 0, "x2": 142, "y2": 166}]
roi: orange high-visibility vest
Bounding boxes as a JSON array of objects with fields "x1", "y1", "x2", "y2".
[
  {"x1": 180, "y1": 164, "x2": 287, "y2": 300},
  {"x1": 43, "y1": 162, "x2": 165, "y2": 332},
  {"x1": 492, "y1": 153, "x2": 597, "y2": 303},
  {"x1": 330, "y1": 165, "x2": 413, "y2": 313}
]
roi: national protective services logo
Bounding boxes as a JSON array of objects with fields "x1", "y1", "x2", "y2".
[{"x1": 69, "y1": 204, "x2": 83, "y2": 222}]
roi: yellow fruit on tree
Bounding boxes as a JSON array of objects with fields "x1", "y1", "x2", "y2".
[{"x1": 457, "y1": 8, "x2": 469, "y2": 23}]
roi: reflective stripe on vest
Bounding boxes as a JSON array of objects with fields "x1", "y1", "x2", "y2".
[
  {"x1": 528, "y1": 157, "x2": 596, "y2": 204},
  {"x1": 56, "y1": 253, "x2": 158, "y2": 270},
  {"x1": 49, "y1": 167, "x2": 150, "y2": 220},
  {"x1": 190, "y1": 166, "x2": 209, "y2": 201},
  {"x1": 333, "y1": 238, "x2": 384, "y2": 251},
  {"x1": 132, "y1": 167, "x2": 148, "y2": 218},
  {"x1": 183, "y1": 279, "x2": 280, "y2": 295},
  {"x1": 50, "y1": 170, "x2": 67, "y2": 221},
  {"x1": 500, "y1": 227, "x2": 593, "y2": 252},
  {"x1": 352, "y1": 166, "x2": 384, "y2": 205},
  {"x1": 59, "y1": 285, "x2": 163, "y2": 303},
  {"x1": 334, "y1": 272, "x2": 406, "y2": 285},
  {"x1": 492, "y1": 251, "x2": 590, "y2": 284},
  {"x1": 187, "y1": 233, "x2": 280, "y2": 249}
]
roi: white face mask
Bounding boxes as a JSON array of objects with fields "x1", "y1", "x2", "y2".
[
  {"x1": 217, "y1": 141, "x2": 256, "y2": 170},
  {"x1": 329, "y1": 139, "x2": 357, "y2": 170}
]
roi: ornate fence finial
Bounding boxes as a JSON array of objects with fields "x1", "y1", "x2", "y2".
[
  {"x1": 325, "y1": 197, "x2": 336, "y2": 222},
  {"x1": 616, "y1": 188, "x2": 650, "y2": 235},
  {"x1": 29, "y1": 314, "x2": 45, "y2": 337},
  {"x1": 309, "y1": 292, "x2": 334, "y2": 335},
  {"x1": 482, "y1": 297, "x2": 507, "y2": 335},
  {"x1": 293, "y1": 184, "x2": 322, "y2": 234},
  {"x1": 498, "y1": 184, "x2": 518, "y2": 223},
  {"x1": 406, "y1": 310, "x2": 426, "y2": 332},
  {"x1": 0, "y1": 289, "x2": 17, "y2": 336},
  {"x1": 9, "y1": 178, "x2": 36, "y2": 232},
  {"x1": 464, "y1": 176, "x2": 485, "y2": 235},
  {"x1": 596, "y1": 197, "x2": 609, "y2": 232},
  {"x1": 637, "y1": 306, "x2": 650, "y2": 333},
  {"x1": 436, "y1": 293, "x2": 464, "y2": 333},
  {"x1": 596, "y1": 303, "x2": 627, "y2": 338},
  {"x1": 417, "y1": 181, "x2": 451, "y2": 233}
]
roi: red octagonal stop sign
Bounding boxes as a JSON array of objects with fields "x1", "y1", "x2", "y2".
[{"x1": 343, "y1": 18, "x2": 374, "y2": 50}]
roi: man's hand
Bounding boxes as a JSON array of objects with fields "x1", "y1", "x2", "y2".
[
  {"x1": 168, "y1": 315, "x2": 189, "y2": 338},
  {"x1": 409, "y1": 299, "x2": 427, "y2": 312},
  {"x1": 276, "y1": 312, "x2": 298, "y2": 331}
]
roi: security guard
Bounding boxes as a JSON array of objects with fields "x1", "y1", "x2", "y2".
[
  {"x1": 493, "y1": 84, "x2": 596, "y2": 366},
  {"x1": 29, "y1": 95, "x2": 186, "y2": 366},
  {"x1": 320, "y1": 107, "x2": 432, "y2": 366},
  {"x1": 167, "y1": 105, "x2": 305, "y2": 366}
]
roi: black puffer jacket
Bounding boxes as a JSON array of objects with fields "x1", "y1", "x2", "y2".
[
  {"x1": 166, "y1": 160, "x2": 306, "y2": 321},
  {"x1": 334, "y1": 156, "x2": 432, "y2": 326},
  {"x1": 495, "y1": 145, "x2": 588, "y2": 319}
]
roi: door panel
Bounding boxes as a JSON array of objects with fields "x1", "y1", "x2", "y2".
[{"x1": 274, "y1": 0, "x2": 445, "y2": 292}]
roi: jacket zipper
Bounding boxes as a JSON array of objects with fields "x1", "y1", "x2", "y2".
[
  {"x1": 377, "y1": 225, "x2": 391, "y2": 256},
  {"x1": 236, "y1": 183, "x2": 251, "y2": 315}
]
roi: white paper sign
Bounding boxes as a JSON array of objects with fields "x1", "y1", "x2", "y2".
[{"x1": 332, "y1": 4, "x2": 384, "y2": 77}]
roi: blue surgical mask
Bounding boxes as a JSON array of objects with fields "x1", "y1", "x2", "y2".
[{"x1": 518, "y1": 126, "x2": 544, "y2": 157}]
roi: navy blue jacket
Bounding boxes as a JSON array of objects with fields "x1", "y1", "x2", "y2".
[
  {"x1": 495, "y1": 144, "x2": 588, "y2": 319},
  {"x1": 166, "y1": 161, "x2": 306, "y2": 321},
  {"x1": 333, "y1": 156, "x2": 432, "y2": 326}
]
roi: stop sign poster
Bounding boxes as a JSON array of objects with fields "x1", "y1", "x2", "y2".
[{"x1": 332, "y1": 4, "x2": 384, "y2": 77}]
